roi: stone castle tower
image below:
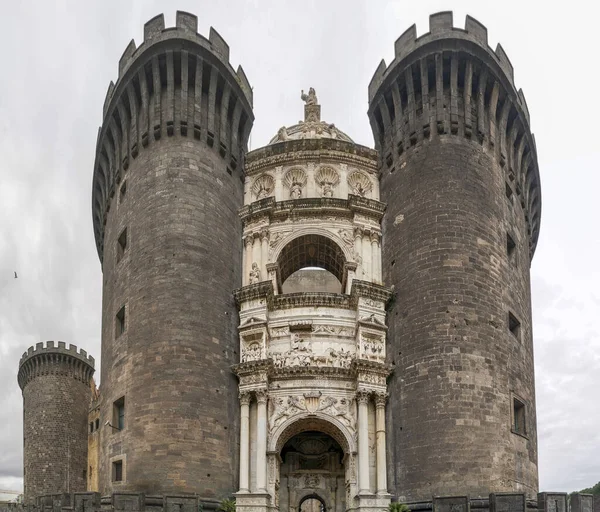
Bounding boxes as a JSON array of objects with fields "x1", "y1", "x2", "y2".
[
  {"x1": 368, "y1": 12, "x2": 541, "y2": 501},
  {"x1": 17, "y1": 11, "x2": 553, "y2": 512},
  {"x1": 17, "y1": 342, "x2": 95, "y2": 501}
]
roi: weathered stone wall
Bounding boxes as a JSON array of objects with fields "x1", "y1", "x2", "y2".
[
  {"x1": 93, "y1": 12, "x2": 253, "y2": 498},
  {"x1": 3, "y1": 492, "x2": 595, "y2": 512},
  {"x1": 368, "y1": 12, "x2": 541, "y2": 501},
  {"x1": 17, "y1": 342, "x2": 95, "y2": 503}
]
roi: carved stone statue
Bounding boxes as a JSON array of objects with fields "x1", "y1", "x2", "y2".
[
  {"x1": 301, "y1": 87, "x2": 318, "y2": 105},
  {"x1": 277, "y1": 126, "x2": 289, "y2": 141},
  {"x1": 249, "y1": 262, "x2": 261, "y2": 284},
  {"x1": 290, "y1": 181, "x2": 303, "y2": 199},
  {"x1": 321, "y1": 181, "x2": 334, "y2": 197}
]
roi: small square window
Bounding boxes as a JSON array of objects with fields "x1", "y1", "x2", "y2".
[
  {"x1": 507, "y1": 233, "x2": 516, "y2": 260},
  {"x1": 117, "y1": 228, "x2": 127, "y2": 263},
  {"x1": 113, "y1": 397, "x2": 125, "y2": 431},
  {"x1": 112, "y1": 460, "x2": 123, "y2": 482},
  {"x1": 508, "y1": 312, "x2": 521, "y2": 340},
  {"x1": 119, "y1": 181, "x2": 127, "y2": 203},
  {"x1": 513, "y1": 397, "x2": 527, "y2": 435},
  {"x1": 116, "y1": 306, "x2": 126, "y2": 338}
]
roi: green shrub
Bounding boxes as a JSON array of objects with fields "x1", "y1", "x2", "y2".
[
  {"x1": 389, "y1": 503, "x2": 410, "y2": 512},
  {"x1": 218, "y1": 499, "x2": 236, "y2": 512}
]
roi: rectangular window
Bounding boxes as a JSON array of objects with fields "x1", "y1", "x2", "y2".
[
  {"x1": 112, "y1": 460, "x2": 123, "y2": 482},
  {"x1": 506, "y1": 233, "x2": 516, "y2": 261},
  {"x1": 513, "y1": 397, "x2": 527, "y2": 435},
  {"x1": 115, "y1": 306, "x2": 126, "y2": 338},
  {"x1": 117, "y1": 228, "x2": 127, "y2": 263},
  {"x1": 113, "y1": 397, "x2": 125, "y2": 431},
  {"x1": 95, "y1": 418, "x2": 99, "y2": 430},
  {"x1": 508, "y1": 312, "x2": 521, "y2": 340}
]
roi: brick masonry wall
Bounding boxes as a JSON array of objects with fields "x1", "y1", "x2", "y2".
[
  {"x1": 21, "y1": 366, "x2": 91, "y2": 501},
  {"x1": 99, "y1": 134, "x2": 245, "y2": 497},
  {"x1": 379, "y1": 135, "x2": 537, "y2": 500},
  {"x1": 94, "y1": 16, "x2": 253, "y2": 498}
]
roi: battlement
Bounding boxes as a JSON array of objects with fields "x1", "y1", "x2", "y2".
[
  {"x1": 19, "y1": 340, "x2": 95, "y2": 368},
  {"x1": 17, "y1": 341, "x2": 95, "y2": 391},
  {"x1": 369, "y1": 12, "x2": 522, "y2": 108},
  {"x1": 105, "y1": 11, "x2": 252, "y2": 114},
  {"x1": 367, "y1": 11, "x2": 542, "y2": 258},
  {"x1": 92, "y1": 12, "x2": 255, "y2": 263}
]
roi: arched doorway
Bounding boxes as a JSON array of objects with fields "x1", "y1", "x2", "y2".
[
  {"x1": 300, "y1": 494, "x2": 326, "y2": 512},
  {"x1": 277, "y1": 234, "x2": 346, "y2": 293},
  {"x1": 279, "y1": 431, "x2": 346, "y2": 512}
]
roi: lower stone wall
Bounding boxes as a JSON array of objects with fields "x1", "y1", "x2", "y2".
[{"x1": 0, "y1": 492, "x2": 597, "y2": 512}]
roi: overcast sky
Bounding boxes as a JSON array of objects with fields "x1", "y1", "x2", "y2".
[{"x1": 0, "y1": 0, "x2": 598, "y2": 495}]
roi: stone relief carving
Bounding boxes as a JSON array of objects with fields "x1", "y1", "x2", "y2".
[
  {"x1": 270, "y1": 333, "x2": 354, "y2": 369},
  {"x1": 252, "y1": 173, "x2": 275, "y2": 200},
  {"x1": 270, "y1": 327, "x2": 289, "y2": 337},
  {"x1": 269, "y1": 393, "x2": 356, "y2": 433},
  {"x1": 317, "y1": 396, "x2": 355, "y2": 430},
  {"x1": 283, "y1": 168, "x2": 307, "y2": 199},
  {"x1": 360, "y1": 333, "x2": 385, "y2": 360},
  {"x1": 315, "y1": 166, "x2": 340, "y2": 198},
  {"x1": 249, "y1": 262, "x2": 261, "y2": 284},
  {"x1": 338, "y1": 229, "x2": 354, "y2": 250},
  {"x1": 304, "y1": 474, "x2": 320, "y2": 488},
  {"x1": 241, "y1": 342, "x2": 263, "y2": 362},
  {"x1": 347, "y1": 171, "x2": 373, "y2": 198},
  {"x1": 312, "y1": 325, "x2": 353, "y2": 336}
]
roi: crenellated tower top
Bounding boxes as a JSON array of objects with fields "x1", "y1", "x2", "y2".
[
  {"x1": 92, "y1": 12, "x2": 254, "y2": 262},
  {"x1": 17, "y1": 340, "x2": 95, "y2": 391},
  {"x1": 368, "y1": 11, "x2": 541, "y2": 257}
]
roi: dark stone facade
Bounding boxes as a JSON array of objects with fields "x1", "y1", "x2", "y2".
[
  {"x1": 368, "y1": 12, "x2": 541, "y2": 501},
  {"x1": 17, "y1": 342, "x2": 95, "y2": 503},
  {"x1": 91, "y1": 12, "x2": 253, "y2": 498}
]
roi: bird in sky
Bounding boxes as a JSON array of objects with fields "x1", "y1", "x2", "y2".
[{"x1": 14, "y1": 271, "x2": 17, "y2": 278}]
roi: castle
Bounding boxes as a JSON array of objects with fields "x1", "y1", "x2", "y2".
[{"x1": 13, "y1": 10, "x2": 598, "y2": 512}]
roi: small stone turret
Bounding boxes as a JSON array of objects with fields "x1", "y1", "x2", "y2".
[
  {"x1": 18, "y1": 341, "x2": 95, "y2": 503},
  {"x1": 368, "y1": 12, "x2": 541, "y2": 501}
]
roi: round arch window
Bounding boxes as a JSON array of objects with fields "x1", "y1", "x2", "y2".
[{"x1": 277, "y1": 234, "x2": 346, "y2": 293}]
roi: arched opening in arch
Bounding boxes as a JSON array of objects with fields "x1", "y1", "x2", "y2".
[
  {"x1": 299, "y1": 494, "x2": 326, "y2": 512},
  {"x1": 279, "y1": 431, "x2": 344, "y2": 512},
  {"x1": 277, "y1": 234, "x2": 346, "y2": 294}
]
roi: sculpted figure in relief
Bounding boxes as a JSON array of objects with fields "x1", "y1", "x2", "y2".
[
  {"x1": 290, "y1": 181, "x2": 303, "y2": 199},
  {"x1": 321, "y1": 181, "x2": 334, "y2": 197},
  {"x1": 249, "y1": 262, "x2": 261, "y2": 284},
  {"x1": 241, "y1": 342, "x2": 262, "y2": 362}
]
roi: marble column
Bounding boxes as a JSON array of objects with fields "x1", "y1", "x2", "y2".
[
  {"x1": 255, "y1": 388, "x2": 268, "y2": 492},
  {"x1": 375, "y1": 392, "x2": 388, "y2": 494},
  {"x1": 362, "y1": 230, "x2": 371, "y2": 281},
  {"x1": 239, "y1": 391, "x2": 251, "y2": 492},
  {"x1": 371, "y1": 233, "x2": 381, "y2": 284},
  {"x1": 244, "y1": 236, "x2": 253, "y2": 285},
  {"x1": 252, "y1": 234, "x2": 261, "y2": 277},
  {"x1": 357, "y1": 389, "x2": 370, "y2": 494},
  {"x1": 354, "y1": 227, "x2": 363, "y2": 280},
  {"x1": 260, "y1": 230, "x2": 269, "y2": 278}
]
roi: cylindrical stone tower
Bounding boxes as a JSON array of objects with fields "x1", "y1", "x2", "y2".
[
  {"x1": 91, "y1": 12, "x2": 253, "y2": 497},
  {"x1": 368, "y1": 13, "x2": 541, "y2": 501},
  {"x1": 17, "y1": 341, "x2": 95, "y2": 503}
]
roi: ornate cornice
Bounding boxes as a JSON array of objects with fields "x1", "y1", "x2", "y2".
[
  {"x1": 272, "y1": 292, "x2": 351, "y2": 310},
  {"x1": 233, "y1": 281, "x2": 274, "y2": 306},
  {"x1": 350, "y1": 280, "x2": 393, "y2": 306},
  {"x1": 246, "y1": 138, "x2": 378, "y2": 174},
  {"x1": 239, "y1": 196, "x2": 385, "y2": 224}
]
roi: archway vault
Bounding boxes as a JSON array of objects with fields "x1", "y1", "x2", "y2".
[
  {"x1": 269, "y1": 412, "x2": 356, "y2": 455},
  {"x1": 276, "y1": 234, "x2": 348, "y2": 285}
]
